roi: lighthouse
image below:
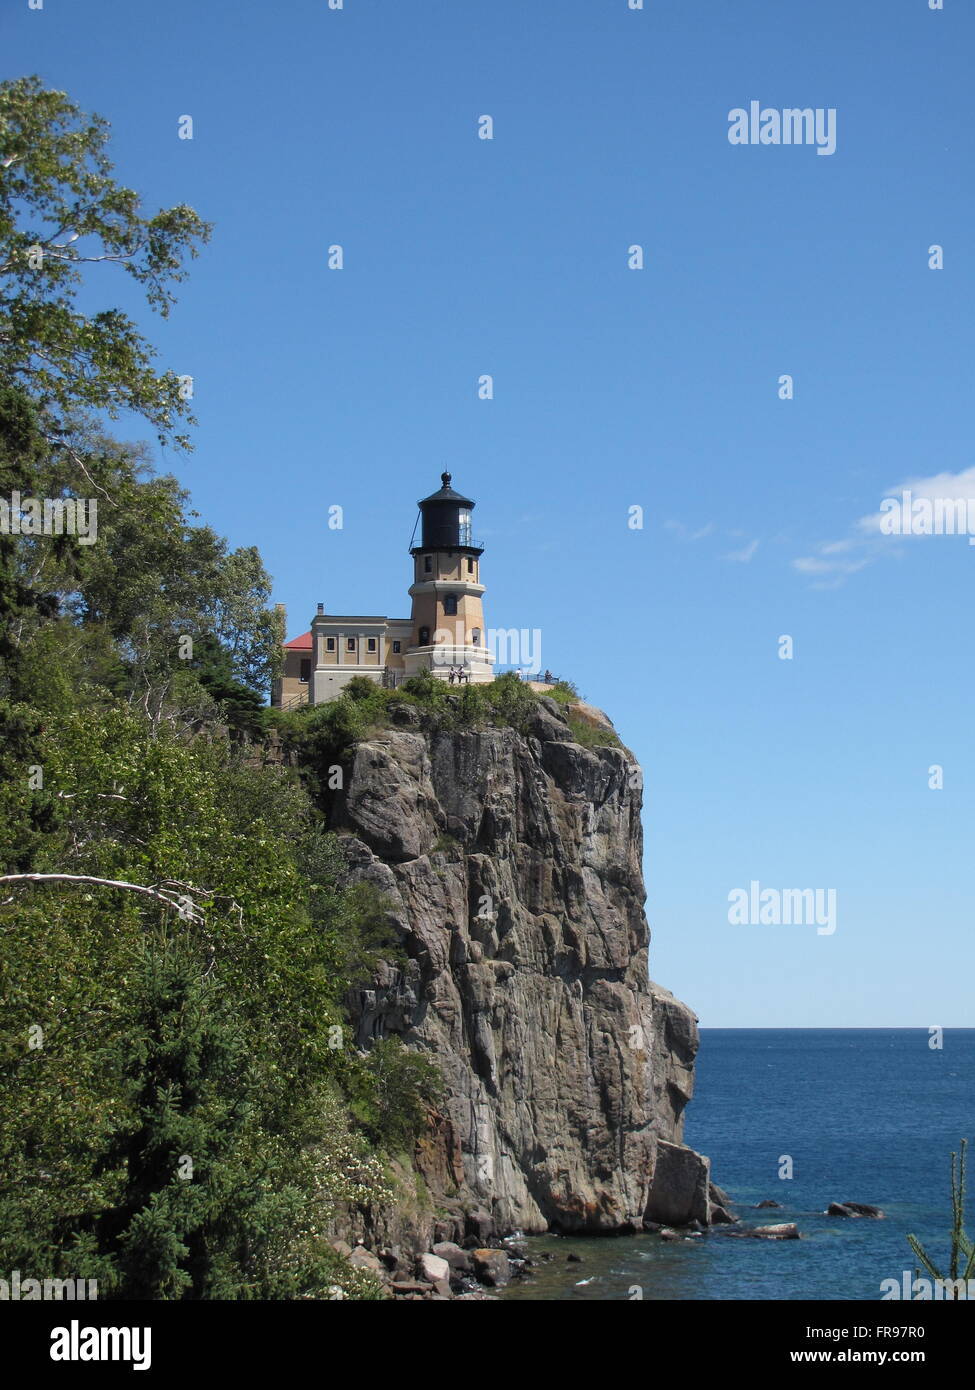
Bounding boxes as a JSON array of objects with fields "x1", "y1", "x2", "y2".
[
  {"x1": 404, "y1": 472, "x2": 494, "y2": 683},
  {"x1": 272, "y1": 471, "x2": 493, "y2": 707}
]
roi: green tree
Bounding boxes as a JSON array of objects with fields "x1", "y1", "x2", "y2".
[
  {"x1": 355, "y1": 1037, "x2": 444, "y2": 1153},
  {"x1": 0, "y1": 76, "x2": 210, "y2": 449},
  {"x1": 96, "y1": 945, "x2": 252, "y2": 1300},
  {"x1": 0, "y1": 384, "x2": 61, "y2": 683},
  {"x1": 0, "y1": 705, "x2": 410, "y2": 1298}
]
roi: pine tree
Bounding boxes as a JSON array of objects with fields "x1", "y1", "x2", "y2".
[{"x1": 97, "y1": 943, "x2": 251, "y2": 1299}]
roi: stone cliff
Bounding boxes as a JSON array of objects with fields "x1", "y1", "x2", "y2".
[{"x1": 331, "y1": 694, "x2": 712, "y2": 1240}]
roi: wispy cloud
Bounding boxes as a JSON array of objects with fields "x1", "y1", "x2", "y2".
[
  {"x1": 725, "y1": 539, "x2": 759, "y2": 563},
  {"x1": 666, "y1": 521, "x2": 761, "y2": 563},
  {"x1": 794, "y1": 466, "x2": 975, "y2": 587},
  {"x1": 665, "y1": 519, "x2": 715, "y2": 542}
]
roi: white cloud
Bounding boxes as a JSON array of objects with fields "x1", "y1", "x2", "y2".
[
  {"x1": 794, "y1": 466, "x2": 975, "y2": 585},
  {"x1": 725, "y1": 539, "x2": 759, "y2": 563},
  {"x1": 856, "y1": 466, "x2": 975, "y2": 536},
  {"x1": 793, "y1": 553, "x2": 869, "y2": 576}
]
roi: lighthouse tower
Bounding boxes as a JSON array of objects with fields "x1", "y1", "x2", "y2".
[{"x1": 404, "y1": 473, "x2": 494, "y2": 683}]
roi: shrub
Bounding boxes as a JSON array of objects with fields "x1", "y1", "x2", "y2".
[
  {"x1": 548, "y1": 678, "x2": 581, "y2": 704},
  {"x1": 566, "y1": 714, "x2": 621, "y2": 750},
  {"x1": 352, "y1": 1038, "x2": 444, "y2": 1153}
]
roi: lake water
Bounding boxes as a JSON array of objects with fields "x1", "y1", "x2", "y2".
[{"x1": 503, "y1": 1028, "x2": 974, "y2": 1300}]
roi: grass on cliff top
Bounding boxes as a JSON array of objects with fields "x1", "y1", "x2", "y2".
[{"x1": 268, "y1": 671, "x2": 621, "y2": 761}]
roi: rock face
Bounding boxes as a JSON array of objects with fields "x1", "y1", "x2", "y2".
[{"x1": 333, "y1": 696, "x2": 711, "y2": 1236}]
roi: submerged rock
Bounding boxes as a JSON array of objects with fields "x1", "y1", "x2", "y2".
[
  {"x1": 749, "y1": 1223, "x2": 800, "y2": 1240},
  {"x1": 828, "y1": 1201, "x2": 885, "y2": 1219}
]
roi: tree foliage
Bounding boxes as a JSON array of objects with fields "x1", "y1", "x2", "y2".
[
  {"x1": 0, "y1": 80, "x2": 434, "y2": 1300},
  {"x1": 0, "y1": 75, "x2": 211, "y2": 448}
]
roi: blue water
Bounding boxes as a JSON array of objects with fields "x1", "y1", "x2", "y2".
[{"x1": 504, "y1": 1029, "x2": 974, "y2": 1300}]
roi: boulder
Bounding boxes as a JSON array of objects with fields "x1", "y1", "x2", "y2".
[
  {"x1": 645, "y1": 1139, "x2": 711, "y2": 1226},
  {"x1": 348, "y1": 1245, "x2": 384, "y2": 1274},
  {"x1": 749, "y1": 1223, "x2": 800, "y2": 1240},
  {"x1": 755, "y1": 1199, "x2": 782, "y2": 1209},
  {"x1": 471, "y1": 1249, "x2": 511, "y2": 1287},
  {"x1": 391, "y1": 1280, "x2": 434, "y2": 1295},
  {"x1": 840, "y1": 1201, "x2": 885, "y2": 1218},
  {"x1": 431, "y1": 1241, "x2": 473, "y2": 1274},
  {"x1": 418, "y1": 1252, "x2": 451, "y2": 1284},
  {"x1": 709, "y1": 1204, "x2": 738, "y2": 1225}
]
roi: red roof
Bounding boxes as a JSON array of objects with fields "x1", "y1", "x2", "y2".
[{"x1": 283, "y1": 631, "x2": 313, "y2": 650}]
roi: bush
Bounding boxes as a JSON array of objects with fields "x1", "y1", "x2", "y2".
[
  {"x1": 566, "y1": 714, "x2": 621, "y2": 750},
  {"x1": 352, "y1": 1038, "x2": 444, "y2": 1153},
  {"x1": 548, "y1": 679, "x2": 581, "y2": 705}
]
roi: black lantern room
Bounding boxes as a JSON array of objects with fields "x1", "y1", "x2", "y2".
[{"x1": 411, "y1": 472, "x2": 483, "y2": 555}]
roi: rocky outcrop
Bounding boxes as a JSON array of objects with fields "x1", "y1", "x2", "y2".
[
  {"x1": 827, "y1": 1202, "x2": 885, "y2": 1219},
  {"x1": 332, "y1": 696, "x2": 711, "y2": 1236}
]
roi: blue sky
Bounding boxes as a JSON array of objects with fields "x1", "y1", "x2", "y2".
[{"x1": 7, "y1": 0, "x2": 973, "y2": 1027}]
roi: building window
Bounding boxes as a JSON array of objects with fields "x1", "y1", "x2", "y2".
[
  {"x1": 367, "y1": 637, "x2": 376, "y2": 652},
  {"x1": 392, "y1": 640, "x2": 401, "y2": 654},
  {"x1": 326, "y1": 637, "x2": 336, "y2": 652},
  {"x1": 424, "y1": 555, "x2": 432, "y2": 573},
  {"x1": 347, "y1": 637, "x2": 356, "y2": 652},
  {"x1": 299, "y1": 658, "x2": 311, "y2": 682},
  {"x1": 467, "y1": 557, "x2": 474, "y2": 573},
  {"x1": 443, "y1": 594, "x2": 458, "y2": 616},
  {"x1": 471, "y1": 628, "x2": 481, "y2": 645},
  {"x1": 458, "y1": 510, "x2": 472, "y2": 545},
  {"x1": 419, "y1": 626, "x2": 430, "y2": 646}
]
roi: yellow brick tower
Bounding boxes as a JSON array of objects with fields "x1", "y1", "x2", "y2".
[{"x1": 405, "y1": 473, "x2": 494, "y2": 682}]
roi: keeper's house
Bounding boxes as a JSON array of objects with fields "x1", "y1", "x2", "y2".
[{"x1": 272, "y1": 473, "x2": 494, "y2": 709}]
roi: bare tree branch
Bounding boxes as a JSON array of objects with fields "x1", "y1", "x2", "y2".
[{"x1": 0, "y1": 873, "x2": 206, "y2": 923}]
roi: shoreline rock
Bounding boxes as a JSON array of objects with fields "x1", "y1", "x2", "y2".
[{"x1": 827, "y1": 1201, "x2": 885, "y2": 1219}]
